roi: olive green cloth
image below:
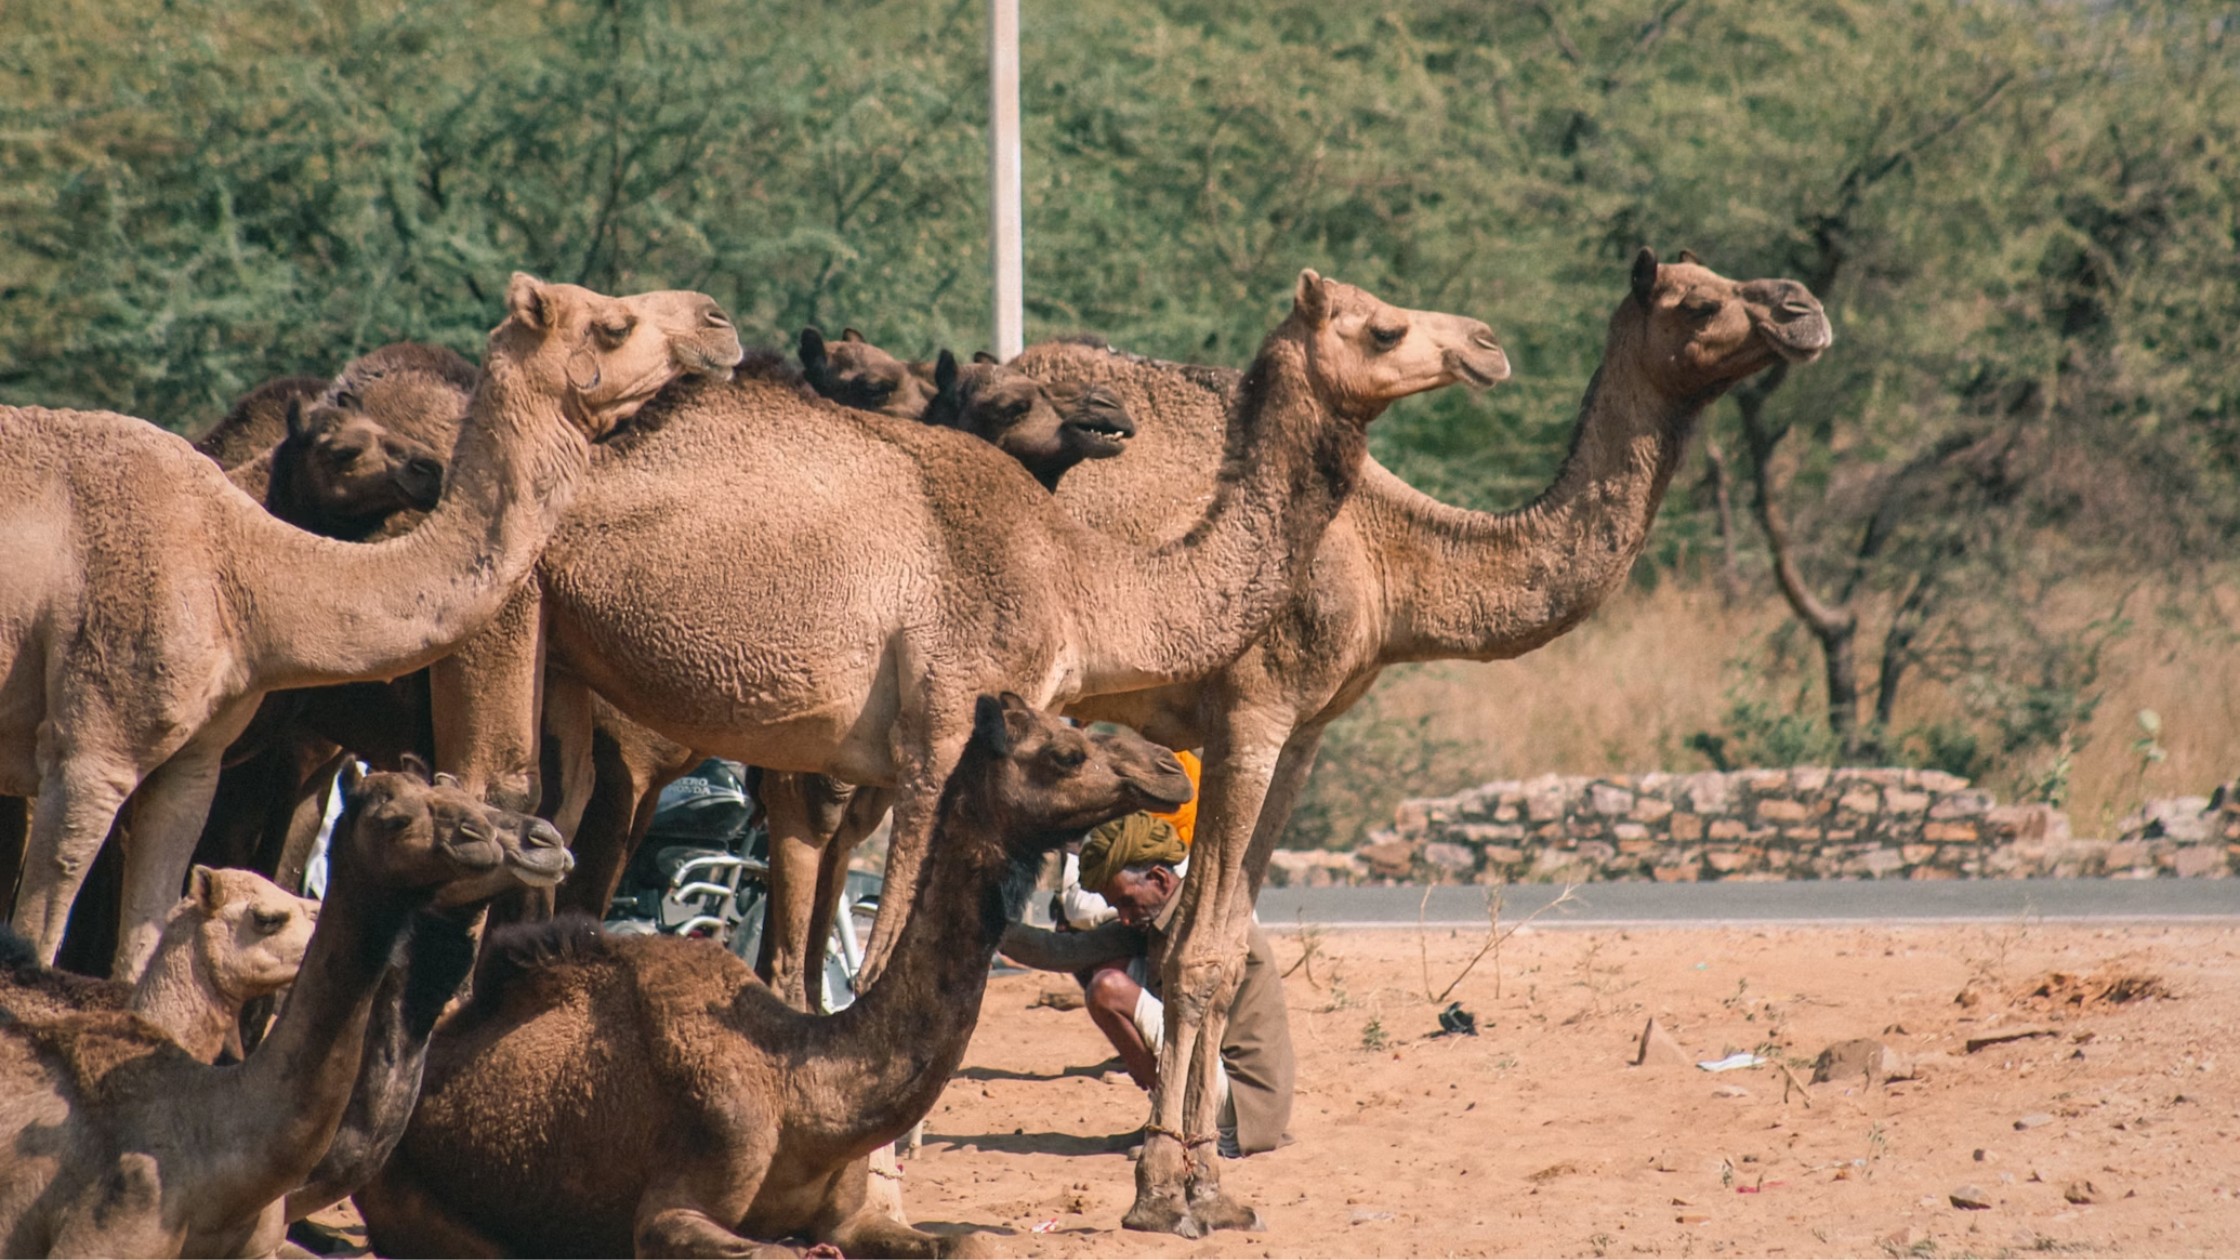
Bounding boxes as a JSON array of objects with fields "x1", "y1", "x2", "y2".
[
  {"x1": 1077, "y1": 813, "x2": 1186, "y2": 895},
  {"x1": 1000, "y1": 895, "x2": 1295, "y2": 1156}
]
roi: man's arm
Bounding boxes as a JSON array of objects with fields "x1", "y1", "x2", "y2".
[{"x1": 999, "y1": 919, "x2": 1143, "y2": 973}]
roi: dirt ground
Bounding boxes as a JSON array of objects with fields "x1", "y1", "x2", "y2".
[
  {"x1": 309, "y1": 919, "x2": 2238, "y2": 1258},
  {"x1": 900, "y1": 921, "x2": 2240, "y2": 1258}
]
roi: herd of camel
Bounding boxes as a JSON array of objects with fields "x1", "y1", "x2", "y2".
[{"x1": 0, "y1": 248, "x2": 1831, "y2": 1256}]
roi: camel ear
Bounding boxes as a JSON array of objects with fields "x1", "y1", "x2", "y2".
[
  {"x1": 189, "y1": 865, "x2": 222, "y2": 913},
  {"x1": 338, "y1": 759, "x2": 366, "y2": 802},
  {"x1": 972, "y1": 694, "x2": 1013, "y2": 757},
  {"x1": 841, "y1": 327, "x2": 867, "y2": 344},
  {"x1": 1675, "y1": 248, "x2": 1703, "y2": 266},
  {"x1": 432, "y1": 771, "x2": 461, "y2": 789},
  {"x1": 925, "y1": 351, "x2": 962, "y2": 427},
  {"x1": 1630, "y1": 248, "x2": 1660, "y2": 308},
  {"x1": 505, "y1": 272, "x2": 553, "y2": 331},
  {"x1": 972, "y1": 350, "x2": 999, "y2": 365},
  {"x1": 284, "y1": 397, "x2": 310, "y2": 440},
  {"x1": 798, "y1": 327, "x2": 828, "y2": 374},
  {"x1": 398, "y1": 752, "x2": 433, "y2": 783},
  {"x1": 1294, "y1": 269, "x2": 1330, "y2": 325}
]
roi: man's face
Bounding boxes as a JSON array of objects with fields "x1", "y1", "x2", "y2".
[{"x1": 1104, "y1": 864, "x2": 1179, "y2": 928}]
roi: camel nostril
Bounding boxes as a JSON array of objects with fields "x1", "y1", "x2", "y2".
[
  {"x1": 1471, "y1": 331, "x2": 1501, "y2": 351},
  {"x1": 524, "y1": 820, "x2": 564, "y2": 849}
]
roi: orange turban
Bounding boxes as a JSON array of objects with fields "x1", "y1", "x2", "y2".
[{"x1": 1149, "y1": 749, "x2": 1201, "y2": 847}]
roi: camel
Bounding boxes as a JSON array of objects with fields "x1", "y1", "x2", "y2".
[
  {"x1": 0, "y1": 275, "x2": 742, "y2": 976},
  {"x1": 0, "y1": 765, "x2": 558, "y2": 1257},
  {"x1": 284, "y1": 764, "x2": 576, "y2": 1226},
  {"x1": 995, "y1": 247, "x2": 1831, "y2": 1234},
  {"x1": 1, "y1": 866, "x2": 316, "y2": 1063},
  {"x1": 192, "y1": 375, "x2": 328, "y2": 467},
  {"x1": 357, "y1": 693, "x2": 1192, "y2": 1258},
  {"x1": 426, "y1": 273, "x2": 1504, "y2": 1019},
  {"x1": 797, "y1": 326, "x2": 935, "y2": 418}
]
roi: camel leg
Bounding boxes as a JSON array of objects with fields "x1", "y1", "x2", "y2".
[
  {"x1": 541, "y1": 673, "x2": 598, "y2": 840},
  {"x1": 13, "y1": 747, "x2": 139, "y2": 965},
  {"x1": 816, "y1": 1155, "x2": 975, "y2": 1260},
  {"x1": 557, "y1": 723, "x2": 693, "y2": 918},
  {"x1": 854, "y1": 706, "x2": 973, "y2": 990},
  {"x1": 633, "y1": 1145, "x2": 782, "y2": 1259},
  {"x1": 429, "y1": 583, "x2": 546, "y2": 813},
  {"x1": 355, "y1": 1165, "x2": 511, "y2": 1260},
  {"x1": 755, "y1": 773, "x2": 832, "y2": 1011},
  {"x1": 1126, "y1": 708, "x2": 1290, "y2": 1235},
  {"x1": 275, "y1": 751, "x2": 349, "y2": 895},
  {"x1": 114, "y1": 736, "x2": 232, "y2": 978},
  {"x1": 802, "y1": 784, "x2": 891, "y2": 1012},
  {"x1": 1181, "y1": 721, "x2": 1327, "y2": 1226}
]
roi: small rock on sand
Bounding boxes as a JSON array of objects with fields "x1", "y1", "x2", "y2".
[
  {"x1": 1950, "y1": 1184, "x2": 1994, "y2": 1210},
  {"x1": 1712, "y1": 1083, "x2": 1752, "y2": 1099},
  {"x1": 2014, "y1": 1112, "x2": 2054, "y2": 1130},
  {"x1": 1634, "y1": 1017, "x2": 1690, "y2": 1067},
  {"x1": 2064, "y1": 1180, "x2": 2101, "y2": 1205},
  {"x1": 1812, "y1": 1037, "x2": 1913, "y2": 1085}
]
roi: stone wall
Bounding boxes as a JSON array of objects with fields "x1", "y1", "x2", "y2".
[{"x1": 1264, "y1": 768, "x2": 2240, "y2": 888}]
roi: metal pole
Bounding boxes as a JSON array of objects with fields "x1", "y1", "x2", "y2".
[{"x1": 988, "y1": 0, "x2": 1023, "y2": 361}]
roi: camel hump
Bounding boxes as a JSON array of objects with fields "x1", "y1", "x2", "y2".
[{"x1": 468, "y1": 913, "x2": 615, "y2": 1007}]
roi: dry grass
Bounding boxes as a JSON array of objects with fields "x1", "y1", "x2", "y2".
[{"x1": 1365, "y1": 576, "x2": 2240, "y2": 835}]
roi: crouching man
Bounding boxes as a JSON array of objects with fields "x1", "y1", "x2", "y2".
[{"x1": 1001, "y1": 813, "x2": 1294, "y2": 1157}]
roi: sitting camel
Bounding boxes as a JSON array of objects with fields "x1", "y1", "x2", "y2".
[
  {"x1": 0, "y1": 866, "x2": 316, "y2": 1063},
  {"x1": 0, "y1": 276, "x2": 741, "y2": 977},
  {"x1": 284, "y1": 762, "x2": 576, "y2": 1226},
  {"x1": 0, "y1": 766, "x2": 558, "y2": 1258},
  {"x1": 357, "y1": 693, "x2": 1191, "y2": 1259}
]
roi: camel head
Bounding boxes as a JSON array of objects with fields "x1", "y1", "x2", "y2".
[
  {"x1": 1622, "y1": 247, "x2": 1833, "y2": 400},
  {"x1": 926, "y1": 351, "x2": 1137, "y2": 488},
  {"x1": 1284, "y1": 270, "x2": 1510, "y2": 421},
  {"x1": 177, "y1": 865, "x2": 319, "y2": 1005},
  {"x1": 333, "y1": 757, "x2": 568, "y2": 904},
  {"x1": 956, "y1": 694, "x2": 1195, "y2": 857},
  {"x1": 277, "y1": 395, "x2": 447, "y2": 524},
  {"x1": 799, "y1": 326, "x2": 937, "y2": 418},
  {"x1": 490, "y1": 275, "x2": 743, "y2": 438}
]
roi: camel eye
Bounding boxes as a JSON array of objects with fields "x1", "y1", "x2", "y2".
[
  {"x1": 1049, "y1": 745, "x2": 1087, "y2": 771},
  {"x1": 1368, "y1": 325, "x2": 1405, "y2": 350},
  {"x1": 251, "y1": 909, "x2": 290, "y2": 935},
  {"x1": 330, "y1": 444, "x2": 366, "y2": 467},
  {"x1": 1683, "y1": 298, "x2": 1721, "y2": 321},
  {"x1": 594, "y1": 318, "x2": 636, "y2": 345}
]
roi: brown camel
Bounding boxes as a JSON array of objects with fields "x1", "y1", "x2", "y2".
[
  {"x1": 224, "y1": 394, "x2": 448, "y2": 539},
  {"x1": 192, "y1": 375, "x2": 328, "y2": 467},
  {"x1": 357, "y1": 693, "x2": 1191, "y2": 1258},
  {"x1": 0, "y1": 765, "x2": 555, "y2": 1257},
  {"x1": 1006, "y1": 248, "x2": 1832, "y2": 1234},
  {"x1": 0, "y1": 275, "x2": 741, "y2": 976},
  {"x1": 1, "y1": 866, "x2": 316, "y2": 1063},
  {"x1": 284, "y1": 766, "x2": 575, "y2": 1226},
  {"x1": 427, "y1": 273, "x2": 1504, "y2": 1018},
  {"x1": 796, "y1": 326, "x2": 935, "y2": 418}
]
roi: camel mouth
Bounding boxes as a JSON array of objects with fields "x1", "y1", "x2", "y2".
[
  {"x1": 1755, "y1": 311, "x2": 1833, "y2": 365},
  {"x1": 1063, "y1": 417, "x2": 1135, "y2": 457},
  {"x1": 507, "y1": 848, "x2": 575, "y2": 887},
  {"x1": 441, "y1": 833, "x2": 508, "y2": 873},
  {"x1": 1449, "y1": 344, "x2": 1512, "y2": 391}
]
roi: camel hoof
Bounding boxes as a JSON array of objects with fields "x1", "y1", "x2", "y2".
[
  {"x1": 1191, "y1": 1191, "x2": 1265, "y2": 1233},
  {"x1": 1121, "y1": 1195, "x2": 1203, "y2": 1239}
]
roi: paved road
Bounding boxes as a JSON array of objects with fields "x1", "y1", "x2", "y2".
[{"x1": 1255, "y1": 877, "x2": 2240, "y2": 929}]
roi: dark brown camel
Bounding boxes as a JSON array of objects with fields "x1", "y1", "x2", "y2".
[{"x1": 357, "y1": 694, "x2": 1191, "y2": 1258}]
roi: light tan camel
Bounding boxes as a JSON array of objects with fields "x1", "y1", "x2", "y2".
[
  {"x1": 1011, "y1": 248, "x2": 1834, "y2": 1234},
  {"x1": 426, "y1": 273, "x2": 1505, "y2": 1017},
  {"x1": 0, "y1": 275, "x2": 741, "y2": 976},
  {"x1": 0, "y1": 766, "x2": 555, "y2": 1258},
  {"x1": 357, "y1": 693, "x2": 1191, "y2": 1259},
  {"x1": 1, "y1": 867, "x2": 316, "y2": 1062}
]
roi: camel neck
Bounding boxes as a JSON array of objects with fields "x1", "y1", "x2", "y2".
[
  {"x1": 206, "y1": 849, "x2": 417, "y2": 1225},
  {"x1": 1072, "y1": 332, "x2": 1370, "y2": 694},
  {"x1": 1373, "y1": 330, "x2": 1708, "y2": 664},
  {"x1": 127, "y1": 927, "x2": 232, "y2": 1063},
  {"x1": 784, "y1": 773, "x2": 1033, "y2": 1152},
  {"x1": 238, "y1": 350, "x2": 588, "y2": 691}
]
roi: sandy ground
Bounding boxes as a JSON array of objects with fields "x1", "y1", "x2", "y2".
[
  {"x1": 310, "y1": 919, "x2": 2238, "y2": 1257},
  {"x1": 901, "y1": 921, "x2": 2240, "y2": 1258}
]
